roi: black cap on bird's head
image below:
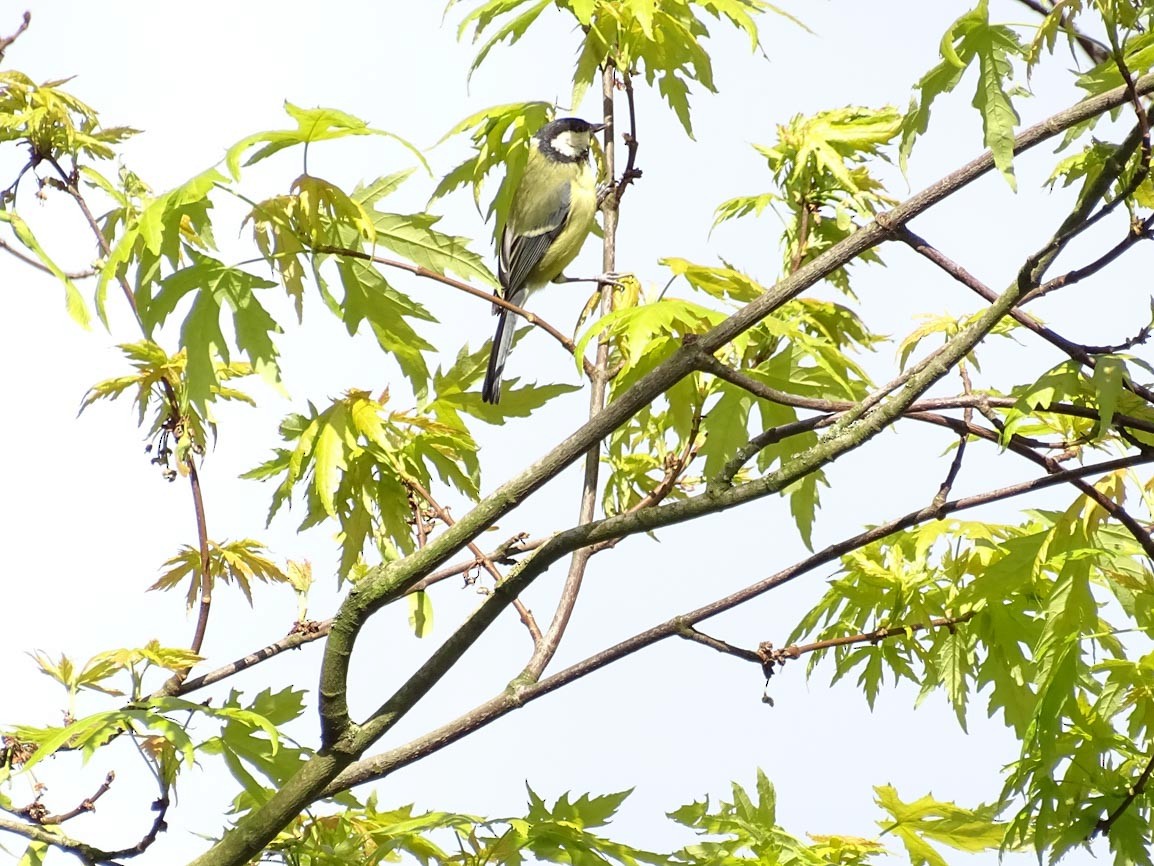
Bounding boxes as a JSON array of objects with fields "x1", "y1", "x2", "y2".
[{"x1": 535, "y1": 116, "x2": 606, "y2": 162}]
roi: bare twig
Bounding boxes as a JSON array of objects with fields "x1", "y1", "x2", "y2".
[
  {"x1": 404, "y1": 476, "x2": 542, "y2": 646},
  {"x1": 613, "y1": 70, "x2": 642, "y2": 203},
  {"x1": 16, "y1": 772, "x2": 115, "y2": 825},
  {"x1": 1021, "y1": 212, "x2": 1154, "y2": 304},
  {"x1": 186, "y1": 461, "x2": 213, "y2": 655},
  {"x1": 932, "y1": 364, "x2": 973, "y2": 509},
  {"x1": 1107, "y1": 15, "x2": 1151, "y2": 171},
  {"x1": 97, "y1": 795, "x2": 169, "y2": 861},
  {"x1": 167, "y1": 621, "x2": 332, "y2": 697},
  {"x1": 409, "y1": 534, "x2": 543, "y2": 593},
  {"x1": 0, "y1": 11, "x2": 30, "y2": 62},
  {"x1": 1075, "y1": 318, "x2": 1153, "y2": 355},
  {"x1": 677, "y1": 626, "x2": 763, "y2": 663},
  {"x1": 677, "y1": 612, "x2": 978, "y2": 677}
]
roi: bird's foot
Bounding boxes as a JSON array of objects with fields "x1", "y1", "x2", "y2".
[{"x1": 555, "y1": 272, "x2": 626, "y2": 288}]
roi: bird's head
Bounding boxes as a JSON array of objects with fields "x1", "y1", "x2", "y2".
[{"x1": 535, "y1": 117, "x2": 605, "y2": 162}]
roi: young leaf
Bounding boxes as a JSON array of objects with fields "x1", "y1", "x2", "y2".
[{"x1": 408, "y1": 590, "x2": 434, "y2": 637}]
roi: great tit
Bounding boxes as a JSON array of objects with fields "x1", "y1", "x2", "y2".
[{"x1": 481, "y1": 116, "x2": 605, "y2": 404}]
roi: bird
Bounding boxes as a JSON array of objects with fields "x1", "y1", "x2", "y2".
[{"x1": 481, "y1": 116, "x2": 605, "y2": 404}]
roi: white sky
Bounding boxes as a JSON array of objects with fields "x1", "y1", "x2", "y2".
[{"x1": 0, "y1": 2, "x2": 1144, "y2": 864}]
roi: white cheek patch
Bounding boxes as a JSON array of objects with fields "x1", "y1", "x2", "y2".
[{"x1": 552, "y1": 131, "x2": 584, "y2": 158}]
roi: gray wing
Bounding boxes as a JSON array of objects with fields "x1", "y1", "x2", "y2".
[{"x1": 498, "y1": 181, "x2": 571, "y2": 294}]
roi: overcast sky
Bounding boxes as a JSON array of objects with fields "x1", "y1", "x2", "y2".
[{"x1": 0, "y1": 3, "x2": 1138, "y2": 864}]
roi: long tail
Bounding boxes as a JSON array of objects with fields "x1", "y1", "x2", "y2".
[{"x1": 481, "y1": 305, "x2": 517, "y2": 404}]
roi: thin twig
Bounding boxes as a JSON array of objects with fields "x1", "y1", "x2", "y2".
[
  {"x1": 311, "y1": 243, "x2": 596, "y2": 379},
  {"x1": 789, "y1": 200, "x2": 813, "y2": 275},
  {"x1": 932, "y1": 364, "x2": 973, "y2": 509},
  {"x1": 0, "y1": 235, "x2": 96, "y2": 279},
  {"x1": 97, "y1": 795, "x2": 169, "y2": 861},
  {"x1": 1012, "y1": 0, "x2": 1109, "y2": 64},
  {"x1": 0, "y1": 11, "x2": 30, "y2": 62},
  {"x1": 1021, "y1": 212, "x2": 1154, "y2": 304},
  {"x1": 519, "y1": 62, "x2": 621, "y2": 681},
  {"x1": 405, "y1": 475, "x2": 542, "y2": 646},
  {"x1": 16, "y1": 772, "x2": 115, "y2": 825},
  {"x1": 613, "y1": 70, "x2": 642, "y2": 203},
  {"x1": 44, "y1": 157, "x2": 141, "y2": 324},
  {"x1": 186, "y1": 461, "x2": 213, "y2": 655},
  {"x1": 409, "y1": 535, "x2": 544, "y2": 593},
  {"x1": 0, "y1": 793, "x2": 168, "y2": 864},
  {"x1": 1094, "y1": 745, "x2": 1154, "y2": 839},
  {"x1": 909, "y1": 410, "x2": 1154, "y2": 564},
  {"x1": 1075, "y1": 318, "x2": 1153, "y2": 355},
  {"x1": 166, "y1": 621, "x2": 332, "y2": 697},
  {"x1": 677, "y1": 612, "x2": 978, "y2": 674},
  {"x1": 897, "y1": 226, "x2": 1154, "y2": 404},
  {"x1": 677, "y1": 626, "x2": 763, "y2": 663}
]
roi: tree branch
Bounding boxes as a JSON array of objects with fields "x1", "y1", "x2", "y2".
[
  {"x1": 613, "y1": 70, "x2": 641, "y2": 203},
  {"x1": 321, "y1": 454, "x2": 1154, "y2": 797},
  {"x1": 44, "y1": 157, "x2": 141, "y2": 324},
  {"x1": 677, "y1": 612, "x2": 978, "y2": 676},
  {"x1": 15, "y1": 772, "x2": 115, "y2": 826},
  {"x1": 0, "y1": 794, "x2": 168, "y2": 864},
  {"x1": 895, "y1": 226, "x2": 1154, "y2": 404},
  {"x1": 194, "y1": 71, "x2": 1154, "y2": 866},
  {"x1": 521, "y1": 63, "x2": 621, "y2": 681}
]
